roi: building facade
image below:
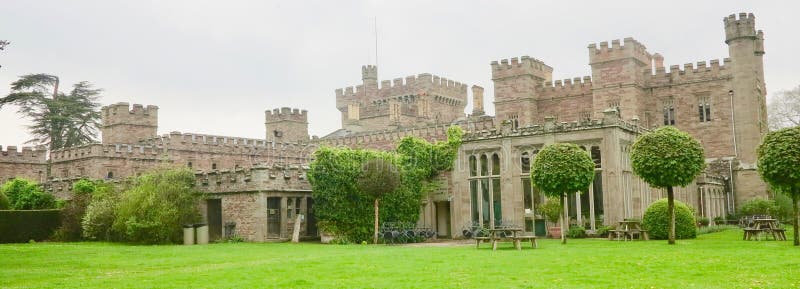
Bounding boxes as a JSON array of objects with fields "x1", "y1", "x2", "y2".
[{"x1": 0, "y1": 13, "x2": 765, "y2": 240}]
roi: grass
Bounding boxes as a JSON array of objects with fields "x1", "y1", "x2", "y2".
[{"x1": 2, "y1": 229, "x2": 800, "y2": 288}]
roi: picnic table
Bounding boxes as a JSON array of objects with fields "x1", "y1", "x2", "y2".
[
  {"x1": 743, "y1": 218, "x2": 786, "y2": 241},
  {"x1": 475, "y1": 227, "x2": 537, "y2": 250},
  {"x1": 608, "y1": 220, "x2": 649, "y2": 241}
]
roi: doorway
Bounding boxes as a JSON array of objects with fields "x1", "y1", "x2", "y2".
[
  {"x1": 435, "y1": 201, "x2": 451, "y2": 238},
  {"x1": 306, "y1": 198, "x2": 318, "y2": 237},
  {"x1": 206, "y1": 199, "x2": 222, "y2": 241},
  {"x1": 267, "y1": 197, "x2": 282, "y2": 238}
]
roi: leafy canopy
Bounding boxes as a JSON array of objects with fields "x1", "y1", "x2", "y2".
[
  {"x1": 1, "y1": 74, "x2": 102, "y2": 150},
  {"x1": 0, "y1": 178, "x2": 56, "y2": 210},
  {"x1": 757, "y1": 126, "x2": 800, "y2": 196},
  {"x1": 531, "y1": 143, "x2": 595, "y2": 196},
  {"x1": 630, "y1": 126, "x2": 705, "y2": 188},
  {"x1": 358, "y1": 158, "x2": 401, "y2": 199}
]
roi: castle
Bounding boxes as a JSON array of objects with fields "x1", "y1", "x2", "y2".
[{"x1": 0, "y1": 13, "x2": 767, "y2": 241}]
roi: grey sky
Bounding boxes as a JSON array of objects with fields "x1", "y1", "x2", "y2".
[{"x1": 1, "y1": 0, "x2": 797, "y2": 147}]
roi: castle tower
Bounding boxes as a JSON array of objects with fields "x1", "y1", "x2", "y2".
[
  {"x1": 724, "y1": 12, "x2": 769, "y2": 203},
  {"x1": 588, "y1": 38, "x2": 652, "y2": 120},
  {"x1": 491, "y1": 56, "x2": 553, "y2": 125},
  {"x1": 724, "y1": 13, "x2": 767, "y2": 164},
  {"x1": 471, "y1": 85, "x2": 485, "y2": 116},
  {"x1": 100, "y1": 102, "x2": 158, "y2": 144},
  {"x1": 265, "y1": 107, "x2": 309, "y2": 143}
]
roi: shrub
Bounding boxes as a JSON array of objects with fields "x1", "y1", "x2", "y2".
[
  {"x1": 112, "y1": 168, "x2": 202, "y2": 244},
  {"x1": 698, "y1": 225, "x2": 739, "y2": 235},
  {"x1": 642, "y1": 199, "x2": 697, "y2": 240},
  {"x1": 595, "y1": 225, "x2": 611, "y2": 237},
  {"x1": 773, "y1": 193, "x2": 793, "y2": 222},
  {"x1": 738, "y1": 198, "x2": 777, "y2": 217},
  {"x1": 712, "y1": 216, "x2": 724, "y2": 225},
  {"x1": 0, "y1": 191, "x2": 9, "y2": 209},
  {"x1": 1, "y1": 178, "x2": 56, "y2": 210},
  {"x1": 81, "y1": 181, "x2": 119, "y2": 241},
  {"x1": 53, "y1": 179, "x2": 101, "y2": 241},
  {"x1": 0, "y1": 209, "x2": 61, "y2": 243},
  {"x1": 538, "y1": 197, "x2": 562, "y2": 226},
  {"x1": 697, "y1": 217, "x2": 710, "y2": 227},
  {"x1": 566, "y1": 225, "x2": 586, "y2": 238}
]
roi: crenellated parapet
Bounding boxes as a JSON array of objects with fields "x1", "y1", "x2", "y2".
[
  {"x1": 336, "y1": 72, "x2": 468, "y2": 105},
  {"x1": 101, "y1": 102, "x2": 158, "y2": 127},
  {"x1": 0, "y1": 145, "x2": 47, "y2": 164},
  {"x1": 49, "y1": 143, "x2": 163, "y2": 162},
  {"x1": 724, "y1": 13, "x2": 758, "y2": 44},
  {"x1": 536, "y1": 76, "x2": 592, "y2": 98},
  {"x1": 463, "y1": 110, "x2": 645, "y2": 141},
  {"x1": 196, "y1": 164, "x2": 311, "y2": 194},
  {"x1": 265, "y1": 107, "x2": 308, "y2": 124},
  {"x1": 491, "y1": 56, "x2": 553, "y2": 81},
  {"x1": 319, "y1": 118, "x2": 494, "y2": 149},
  {"x1": 588, "y1": 37, "x2": 652, "y2": 66},
  {"x1": 644, "y1": 58, "x2": 732, "y2": 86}
]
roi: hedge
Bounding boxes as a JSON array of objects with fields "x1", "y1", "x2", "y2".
[
  {"x1": 642, "y1": 199, "x2": 697, "y2": 240},
  {"x1": 0, "y1": 209, "x2": 62, "y2": 243}
]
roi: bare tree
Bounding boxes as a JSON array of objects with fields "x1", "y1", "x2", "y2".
[{"x1": 768, "y1": 86, "x2": 800, "y2": 130}]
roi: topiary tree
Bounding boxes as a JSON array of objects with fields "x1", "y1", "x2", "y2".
[
  {"x1": 358, "y1": 158, "x2": 401, "y2": 244},
  {"x1": 531, "y1": 143, "x2": 595, "y2": 244},
  {"x1": 631, "y1": 126, "x2": 705, "y2": 244},
  {"x1": 642, "y1": 199, "x2": 697, "y2": 240},
  {"x1": 757, "y1": 126, "x2": 800, "y2": 246}
]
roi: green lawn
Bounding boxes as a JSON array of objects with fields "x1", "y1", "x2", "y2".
[{"x1": 2, "y1": 229, "x2": 800, "y2": 289}]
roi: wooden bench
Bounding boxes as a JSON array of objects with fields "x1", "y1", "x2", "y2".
[
  {"x1": 743, "y1": 228, "x2": 762, "y2": 240},
  {"x1": 769, "y1": 228, "x2": 787, "y2": 241},
  {"x1": 474, "y1": 237, "x2": 491, "y2": 248},
  {"x1": 511, "y1": 235, "x2": 537, "y2": 249}
]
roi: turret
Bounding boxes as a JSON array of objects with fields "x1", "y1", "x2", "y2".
[
  {"x1": 471, "y1": 85, "x2": 485, "y2": 116},
  {"x1": 265, "y1": 107, "x2": 309, "y2": 143},
  {"x1": 724, "y1": 12, "x2": 767, "y2": 164},
  {"x1": 101, "y1": 102, "x2": 158, "y2": 144},
  {"x1": 587, "y1": 38, "x2": 652, "y2": 120}
]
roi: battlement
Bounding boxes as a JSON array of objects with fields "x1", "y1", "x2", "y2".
[
  {"x1": 645, "y1": 58, "x2": 732, "y2": 84},
  {"x1": 0, "y1": 145, "x2": 47, "y2": 163},
  {"x1": 101, "y1": 102, "x2": 158, "y2": 126},
  {"x1": 463, "y1": 111, "x2": 645, "y2": 141},
  {"x1": 49, "y1": 143, "x2": 162, "y2": 162},
  {"x1": 265, "y1": 107, "x2": 308, "y2": 123},
  {"x1": 724, "y1": 13, "x2": 757, "y2": 43},
  {"x1": 588, "y1": 37, "x2": 652, "y2": 66},
  {"x1": 320, "y1": 118, "x2": 494, "y2": 149},
  {"x1": 362, "y1": 65, "x2": 378, "y2": 81},
  {"x1": 336, "y1": 72, "x2": 468, "y2": 103},
  {"x1": 540, "y1": 76, "x2": 593, "y2": 90},
  {"x1": 196, "y1": 164, "x2": 310, "y2": 194},
  {"x1": 490, "y1": 56, "x2": 553, "y2": 81}
]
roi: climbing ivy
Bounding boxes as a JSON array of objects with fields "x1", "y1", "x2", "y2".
[{"x1": 308, "y1": 126, "x2": 463, "y2": 243}]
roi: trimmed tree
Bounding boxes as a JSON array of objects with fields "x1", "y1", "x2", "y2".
[
  {"x1": 631, "y1": 126, "x2": 705, "y2": 245},
  {"x1": 358, "y1": 158, "x2": 401, "y2": 244},
  {"x1": 531, "y1": 143, "x2": 595, "y2": 244},
  {"x1": 757, "y1": 126, "x2": 800, "y2": 246}
]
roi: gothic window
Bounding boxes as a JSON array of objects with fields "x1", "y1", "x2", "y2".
[
  {"x1": 698, "y1": 96, "x2": 711, "y2": 122},
  {"x1": 663, "y1": 98, "x2": 675, "y2": 125},
  {"x1": 509, "y1": 114, "x2": 519, "y2": 130},
  {"x1": 469, "y1": 153, "x2": 503, "y2": 228},
  {"x1": 521, "y1": 152, "x2": 530, "y2": 174}
]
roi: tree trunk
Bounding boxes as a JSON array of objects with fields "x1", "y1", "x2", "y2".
[
  {"x1": 793, "y1": 193, "x2": 799, "y2": 246},
  {"x1": 667, "y1": 186, "x2": 675, "y2": 245},
  {"x1": 561, "y1": 193, "x2": 567, "y2": 244},
  {"x1": 374, "y1": 198, "x2": 380, "y2": 244}
]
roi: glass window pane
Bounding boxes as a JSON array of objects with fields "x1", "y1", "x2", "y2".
[
  {"x1": 591, "y1": 146, "x2": 601, "y2": 168},
  {"x1": 593, "y1": 171, "x2": 604, "y2": 218},
  {"x1": 470, "y1": 180, "x2": 479, "y2": 224},
  {"x1": 480, "y1": 155, "x2": 488, "y2": 176},
  {"x1": 481, "y1": 179, "x2": 490, "y2": 227},
  {"x1": 523, "y1": 178, "x2": 532, "y2": 211},
  {"x1": 521, "y1": 152, "x2": 530, "y2": 174},
  {"x1": 492, "y1": 154, "x2": 500, "y2": 175},
  {"x1": 492, "y1": 178, "x2": 502, "y2": 226},
  {"x1": 469, "y1": 155, "x2": 477, "y2": 177}
]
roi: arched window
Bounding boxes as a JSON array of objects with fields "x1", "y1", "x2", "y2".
[
  {"x1": 492, "y1": 153, "x2": 500, "y2": 175},
  {"x1": 469, "y1": 155, "x2": 477, "y2": 177},
  {"x1": 480, "y1": 155, "x2": 488, "y2": 176},
  {"x1": 521, "y1": 152, "x2": 530, "y2": 174}
]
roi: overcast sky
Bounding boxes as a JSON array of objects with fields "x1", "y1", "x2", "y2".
[{"x1": 1, "y1": 0, "x2": 798, "y2": 147}]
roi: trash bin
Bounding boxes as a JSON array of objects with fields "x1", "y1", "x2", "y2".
[
  {"x1": 183, "y1": 224, "x2": 195, "y2": 245},
  {"x1": 195, "y1": 223, "x2": 209, "y2": 245}
]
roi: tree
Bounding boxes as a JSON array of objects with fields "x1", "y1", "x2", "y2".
[
  {"x1": 0, "y1": 74, "x2": 102, "y2": 151},
  {"x1": 630, "y1": 126, "x2": 705, "y2": 245},
  {"x1": 0, "y1": 40, "x2": 8, "y2": 69},
  {"x1": 358, "y1": 158, "x2": 401, "y2": 244},
  {"x1": 767, "y1": 86, "x2": 800, "y2": 130},
  {"x1": 530, "y1": 143, "x2": 595, "y2": 244},
  {"x1": 757, "y1": 126, "x2": 800, "y2": 246}
]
